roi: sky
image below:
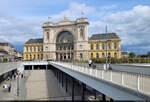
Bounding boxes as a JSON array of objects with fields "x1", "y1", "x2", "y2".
[{"x1": 0, "y1": 0, "x2": 150, "y2": 55}]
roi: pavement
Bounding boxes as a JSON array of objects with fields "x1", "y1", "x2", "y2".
[{"x1": 0, "y1": 70, "x2": 31, "y2": 100}]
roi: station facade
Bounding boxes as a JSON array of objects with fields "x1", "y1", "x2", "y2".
[{"x1": 23, "y1": 17, "x2": 121, "y2": 61}]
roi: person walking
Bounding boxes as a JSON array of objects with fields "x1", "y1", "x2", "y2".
[
  {"x1": 89, "y1": 59, "x2": 92, "y2": 67},
  {"x1": 8, "y1": 83, "x2": 11, "y2": 92}
]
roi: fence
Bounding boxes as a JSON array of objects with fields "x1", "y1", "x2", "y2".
[{"x1": 51, "y1": 61, "x2": 150, "y2": 96}]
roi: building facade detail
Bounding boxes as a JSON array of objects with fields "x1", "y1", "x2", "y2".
[
  {"x1": 42, "y1": 17, "x2": 89, "y2": 61},
  {"x1": 24, "y1": 38, "x2": 43, "y2": 61}
]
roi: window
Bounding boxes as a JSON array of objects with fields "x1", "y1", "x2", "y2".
[
  {"x1": 102, "y1": 53, "x2": 105, "y2": 58},
  {"x1": 91, "y1": 53, "x2": 93, "y2": 59},
  {"x1": 80, "y1": 53, "x2": 83, "y2": 59},
  {"x1": 114, "y1": 52, "x2": 117, "y2": 58},
  {"x1": 64, "y1": 53, "x2": 66, "y2": 59},
  {"x1": 96, "y1": 53, "x2": 99, "y2": 59},
  {"x1": 38, "y1": 47, "x2": 40, "y2": 52},
  {"x1": 30, "y1": 47, "x2": 32, "y2": 52},
  {"x1": 96, "y1": 43, "x2": 99, "y2": 50},
  {"x1": 91, "y1": 44, "x2": 94, "y2": 50},
  {"x1": 108, "y1": 53, "x2": 111, "y2": 58},
  {"x1": 47, "y1": 32, "x2": 49, "y2": 39},
  {"x1": 68, "y1": 53, "x2": 70, "y2": 59},
  {"x1": 80, "y1": 27, "x2": 84, "y2": 39},
  {"x1": 108, "y1": 43, "x2": 111, "y2": 49},
  {"x1": 34, "y1": 47, "x2": 36, "y2": 52},
  {"x1": 114, "y1": 42, "x2": 117, "y2": 49},
  {"x1": 102, "y1": 43, "x2": 105, "y2": 50}
]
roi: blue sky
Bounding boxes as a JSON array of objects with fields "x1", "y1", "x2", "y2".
[{"x1": 0, "y1": 0, "x2": 150, "y2": 55}]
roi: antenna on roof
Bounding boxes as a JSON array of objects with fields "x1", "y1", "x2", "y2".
[
  {"x1": 48, "y1": 17, "x2": 52, "y2": 22},
  {"x1": 81, "y1": 10, "x2": 85, "y2": 18},
  {"x1": 105, "y1": 25, "x2": 107, "y2": 34}
]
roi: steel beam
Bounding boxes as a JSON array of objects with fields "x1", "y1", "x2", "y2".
[
  {"x1": 102, "y1": 94, "x2": 106, "y2": 102},
  {"x1": 72, "y1": 77, "x2": 75, "y2": 101},
  {"x1": 66, "y1": 73, "x2": 68, "y2": 92},
  {"x1": 62, "y1": 72, "x2": 63, "y2": 87},
  {"x1": 82, "y1": 83, "x2": 86, "y2": 101}
]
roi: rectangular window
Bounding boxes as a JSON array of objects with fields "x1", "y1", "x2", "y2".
[{"x1": 96, "y1": 44, "x2": 99, "y2": 50}]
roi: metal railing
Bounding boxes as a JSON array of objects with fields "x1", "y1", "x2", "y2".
[
  {"x1": 50, "y1": 61, "x2": 150, "y2": 96},
  {"x1": 0, "y1": 62, "x2": 21, "y2": 76}
]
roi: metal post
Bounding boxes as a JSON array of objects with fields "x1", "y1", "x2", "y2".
[
  {"x1": 82, "y1": 83, "x2": 85, "y2": 101},
  {"x1": 17, "y1": 75, "x2": 19, "y2": 96},
  {"x1": 62, "y1": 72, "x2": 63, "y2": 87},
  {"x1": 94, "y1": 89, "x2": 96, "y2": 100},
  {"x1": 72, "y1": 78, "x2": 75, "y2": 101},
  {"x1": 102, "y1": 94, "x2": 106, "y2": 102},
  {"x1": 46, "y1": 65, "x2": 47, "y2": 70},
  {"x1": 105, "y1": 25, "x2": 108, "y2": 69},
  {"x1": 66, "y1": 74, "x2": 68, "y2": 92},
  {"x1": 59, "y1": 71, "x2": 60, "y2": 83},
  {"x1": 32, "y1": 65, "x2": 34, "y2": 70}
]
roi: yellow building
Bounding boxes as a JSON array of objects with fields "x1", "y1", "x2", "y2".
[
  {"x1": 23, "y1": 38, "x2": 43, "y2": 61},
  {"x1": 88, "y1": 33, "x2": 121, "y2": 59}
]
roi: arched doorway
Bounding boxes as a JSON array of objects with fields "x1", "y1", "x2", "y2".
[{"x1": 56, "y1": 31, "x2": 74, "y2": 61}]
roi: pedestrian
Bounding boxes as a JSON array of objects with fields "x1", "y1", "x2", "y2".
[
  {"x1": 8, "y1": 83, "x2": 11, "y2": 92},
  {"x1": 21, "y1": 74, "x2": 23, "y2": 78},
  {"x1": 89, "y1": 59, "x2": 92, "y2": 67}
]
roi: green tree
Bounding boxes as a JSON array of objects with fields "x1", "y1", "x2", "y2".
[{"x1": 129, "y1": 52, "x2": 136, "y2": 58}]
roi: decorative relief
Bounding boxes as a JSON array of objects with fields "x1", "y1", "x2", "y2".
[{"x1": 79, "y1": 26, "x2": 84, "y2": 40}]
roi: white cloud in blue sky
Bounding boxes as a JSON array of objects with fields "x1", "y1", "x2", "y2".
[{"x1": 0, "y1": 0, "x2": 150, "y2": 54}]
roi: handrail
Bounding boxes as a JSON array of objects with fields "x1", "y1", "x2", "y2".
[{"x1": 50, "y1": 61, "x2": 150, "y2": 97}]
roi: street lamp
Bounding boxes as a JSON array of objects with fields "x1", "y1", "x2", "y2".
[{"x1": 105, "y1": 25, "x2": 108, "y2": 70}]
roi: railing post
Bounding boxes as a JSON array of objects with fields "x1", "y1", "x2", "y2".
[
  {"x1": 137, "y1": 75, "x2": 140, "y2": 91},
  {"x1": 102, "y1": 70, "x2": 104, "y2": 79},
  {"x1": 32, "y1": 65, "x2": 34, "y2": 70},
  {"x1": 121, "y1": 73, "x2": 124, "y2": 85},
  {"x1": 110, "y1": 71, "x2": 112, "y2": 82}
]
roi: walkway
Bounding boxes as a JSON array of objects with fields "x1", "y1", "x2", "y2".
[{"x1": 25, "y1": 70, "x2": 69, "y2": 100}]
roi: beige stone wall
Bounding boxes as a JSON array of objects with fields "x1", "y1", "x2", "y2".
[{"x1": 42, "y1": 18, "x2": 89, "y2": 61}]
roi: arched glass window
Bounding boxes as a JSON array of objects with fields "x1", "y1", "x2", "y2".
[
  {"x1": 96, "y1": 53, "x2": 99, "y2": 59},
  {"x1": 96, "y1": 43, "x2": 99, "y2": 50},
  {"x1": 91, "y1": 53, "x2": 93, "y2": 59}
]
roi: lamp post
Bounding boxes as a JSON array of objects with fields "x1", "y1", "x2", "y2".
[
  {"x1": 105, "y1": 25, "x2": 108, "y2": 70},
  {"x1": 17, "y1": 71, "x2": 19, "y2": 96}
]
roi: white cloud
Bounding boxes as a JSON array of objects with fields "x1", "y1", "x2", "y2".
[
  {"x1": 100, "y1": 4, "x2": 117, "y2": 10},
  {"x1": 0, "y1": 2, "x2": 150, "y2": 54}
]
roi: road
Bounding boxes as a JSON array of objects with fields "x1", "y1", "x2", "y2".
[{"x1": 72, "y1": 62, "x2": 150, "y2": 76}]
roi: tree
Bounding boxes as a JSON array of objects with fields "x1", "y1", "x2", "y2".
[{"x1": 129, "y1": 52, "x2": 136, "y2": 58}]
